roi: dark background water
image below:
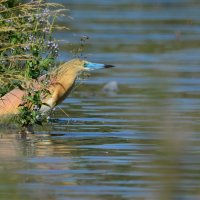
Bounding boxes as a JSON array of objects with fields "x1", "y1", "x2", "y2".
[{"x1": 1, "y1": 0, "x2": 200, "y2": 199}]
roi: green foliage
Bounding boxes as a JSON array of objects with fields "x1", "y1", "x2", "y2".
[
  {"x1": 17, "y1": 90, "x2": 45, "y2": 126},
  {"x1": 0, "y1": 0, "x2": 66, "y2": 126}
]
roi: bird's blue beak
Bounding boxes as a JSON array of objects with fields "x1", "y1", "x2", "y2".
[{"x1": 84, "y1": 62, "x2": 115, "y2": 71}]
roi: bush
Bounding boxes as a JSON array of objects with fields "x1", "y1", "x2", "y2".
[{"x1": 0, "y1": 0, "x2": 66, "y2": 126}]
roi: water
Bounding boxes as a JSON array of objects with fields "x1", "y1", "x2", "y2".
[{"x1": 1, "y1": 0, "x2": 200, "y2": 199}]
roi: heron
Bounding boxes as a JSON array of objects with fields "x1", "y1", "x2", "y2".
[{"x1": 0, "y1": 59, "x2": 115, "y2": 120}]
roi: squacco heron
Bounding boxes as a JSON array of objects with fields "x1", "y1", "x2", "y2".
[{"x1": 0, "y1": 59, "x2": 114, "y2": 118}]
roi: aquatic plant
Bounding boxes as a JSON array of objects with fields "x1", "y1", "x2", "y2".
[{"x1": 0, "y1": 0, "x2": 66, "y2": 126}]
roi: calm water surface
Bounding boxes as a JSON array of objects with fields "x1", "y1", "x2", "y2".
[{"x1": 1, "y1": 0, "x2": 200, "y2": 199}]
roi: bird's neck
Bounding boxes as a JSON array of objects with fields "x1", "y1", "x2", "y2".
[{"x1": 45, "y1": 71, "x2": 78, "y2": 107}]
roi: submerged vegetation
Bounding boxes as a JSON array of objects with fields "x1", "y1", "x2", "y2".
[{"x1": 0, "y1": 0, "x2": 66, "y2": 126}]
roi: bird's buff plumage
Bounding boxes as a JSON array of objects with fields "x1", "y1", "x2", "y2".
[{"x1": 0, "y1": 59, "x2": 114, "y2": 118}]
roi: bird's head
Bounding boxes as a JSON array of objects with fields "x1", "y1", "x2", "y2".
[{"x1": 64, "y1": 59, "x2": 115, "y2": 73}]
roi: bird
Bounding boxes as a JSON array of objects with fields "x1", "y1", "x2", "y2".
[{"x1": 0, "y1": 59, "x2": 115, "y2": 119}]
